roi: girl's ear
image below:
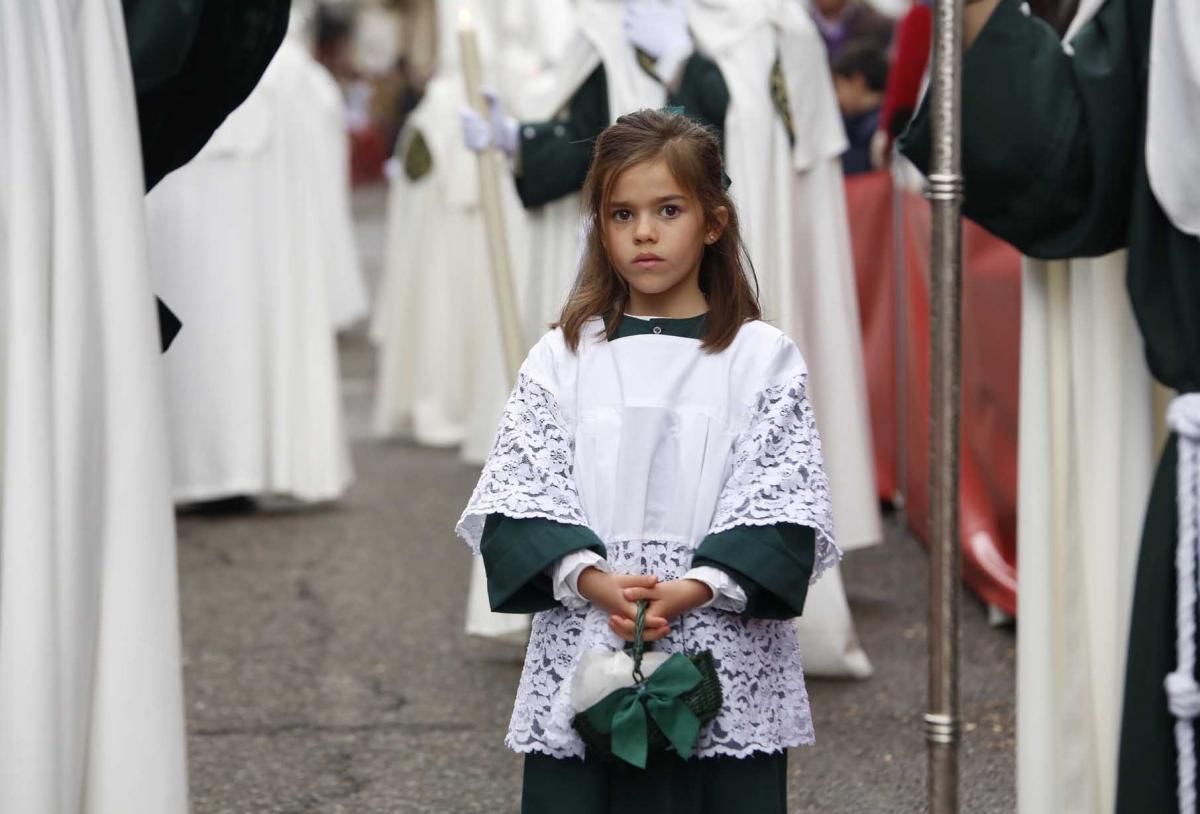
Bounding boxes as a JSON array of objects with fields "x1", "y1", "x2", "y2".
[{"x1": 707, "y1": 206, "x2": 730, "y2": 243}]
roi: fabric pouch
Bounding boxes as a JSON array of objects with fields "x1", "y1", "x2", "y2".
[{"x1": 570, "y1": 601, "x2": 723, "y2": 768}]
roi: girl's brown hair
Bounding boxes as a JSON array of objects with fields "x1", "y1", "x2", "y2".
[{"x1": 555, "y1": 109, "x2": 760, "y2": 353}]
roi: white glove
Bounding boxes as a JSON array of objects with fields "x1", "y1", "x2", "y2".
[
  {"x1": 487, "y1": 90, "x2": 520, "y2": 156},
  {"x1": 459, "y1": 90, "x2": 519, "y2": 156},
  {"x1": 460, "y1": 105, "x2": 492, "y2": 152},
  {"x1": 623, "y1": 0, "x2": 693, "y2": 82}
]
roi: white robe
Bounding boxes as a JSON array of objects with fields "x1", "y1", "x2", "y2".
[
  {"x1": 371, "y1": 76, "x2": 529, "y2": 463},
  {"x1": 1017, "y1": 255, "x2": 1156, "y2": 814},
  {"x1": 0, "y1": 0, "x2": 188, "y2": 811},
  {"x1": 691, "y1": 0, "x2": 879, "y2": 676},
  {"x1": 311, "y1": 58, "x2": 369, "y2": 333},
  {"x1": 373, "y1": 0, "x2": 539, "y2": 642},
  {"x1": 371, "y1": 0, "x2": 533, "y2": 466},
  {"x1": 147, "y1": 37, "x2": 354, "y2": 504}
]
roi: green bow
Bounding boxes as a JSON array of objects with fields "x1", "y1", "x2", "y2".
[{"x1": 579, "y1": 652, "x2": 704, "y2": 769}]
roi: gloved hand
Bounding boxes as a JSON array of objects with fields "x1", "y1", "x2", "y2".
[
  {"x1": 459, "y1": 90, "x2": 519, "y2": 156},
  {"x1": 460, "y1": 105, "x2": 492, "y2": 152},
  {"x1": 623, "y1": 0, "x2": 693, "y2": 82}
]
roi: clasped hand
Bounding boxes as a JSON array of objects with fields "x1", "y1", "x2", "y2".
[{"x1": 576, "y1": 567, "x2": 713, "y2": 643}]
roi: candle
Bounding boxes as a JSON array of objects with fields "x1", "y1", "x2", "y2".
[{"x1": 457, "y1": 4, "x2": 525, "y2": 383}]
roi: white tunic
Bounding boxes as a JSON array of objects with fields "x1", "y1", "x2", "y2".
[
  {"x1": 1016, "y1": 254, "x2": 1156, "y2": 814},
  {"x1": 0, "y1": 0, "x2": 187, "y2": 810},
  {"x1": 371, "y1": 75, "x2": 531, "y2": 461},
  {"x1": 690, "y1": 0, "x2": 881, "y2": 555},
  {"x1": 146, "y1": 36, "x2": 355, "y2": 504},
  {"x1": 372, "y1": 0, "x2": 534, "y2": 465},
  {"x1": 690, "y1": 0, "x2": 879, "y2": 677},
  {"x1": 457, "y1": 319, "x2": 840, "y2": 758}
]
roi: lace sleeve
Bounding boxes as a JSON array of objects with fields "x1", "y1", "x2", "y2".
[
  {"x1": 455, "y1": 372, "x2": 590, "y2": 553},
  {"x1": 709, "y1": 372, "x2": 841, "y2": 582}
]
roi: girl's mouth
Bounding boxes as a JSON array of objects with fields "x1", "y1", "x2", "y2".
[{"x1": 633, "y1": 253, "x2": 665, "y2": 267}]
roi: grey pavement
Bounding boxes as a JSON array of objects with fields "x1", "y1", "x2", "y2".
[{"x1": 181, "y1": 186, "x2": 1015, "y2": 813}]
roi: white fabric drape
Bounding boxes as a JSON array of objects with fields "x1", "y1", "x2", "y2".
[
  {"x1": 371, "y1": 76, "x2": 530, "y2": 461},
  {"x1": 1017, "y1": 254, "x2": 1156, "y2": 814},
  {"x1": 1145, "y1": 0, "x2": 1200, "y2": 238},
  {"x1": 146, "y1": 36, "x2": 354, "y2": 504},
  {"x1": 0, "y1": 0, "x2": 188, "y2": 811},
  {"x1": 691, "y1": 0, "x2": 878, "y2": 677},
  {"x1": 371, "y1": 0, "x2": 533, "y2": 465},
  {"x1": 373, "y1": 0, "x2": 540, "y2": 642}
]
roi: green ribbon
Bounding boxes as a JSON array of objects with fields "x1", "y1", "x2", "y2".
[{"x1": 580, "y1": 653, "x2": 704, "y2": 769}]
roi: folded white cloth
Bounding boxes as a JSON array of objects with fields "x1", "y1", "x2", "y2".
[{"x1": 570, "y1": 648, "x2": 673, "y2": 713}]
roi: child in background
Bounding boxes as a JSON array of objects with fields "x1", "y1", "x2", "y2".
[
  {"x1": 456, "y1": 110, "x2": 840, "y2": 814},
  {"x1": 831, "y1": 41, "x2": 891, "y2": 174}
]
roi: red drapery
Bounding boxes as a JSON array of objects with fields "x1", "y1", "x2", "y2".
[{"x1": 846, "y1": 170, "x2": 1020, "y2": 616}]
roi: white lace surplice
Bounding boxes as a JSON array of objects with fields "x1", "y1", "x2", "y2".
[{"x1": 456, "y1": 319, "x2": 839, "y2": 759}]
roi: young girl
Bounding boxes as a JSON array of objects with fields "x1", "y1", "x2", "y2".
[{"x1": 456, "y1": 109, "x2": 839, "y2": 814}]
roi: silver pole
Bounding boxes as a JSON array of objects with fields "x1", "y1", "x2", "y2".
[
  {"x1": 891, "y1": 153, "x2": 908, "y2": 515},
  {"x1": 925, "y1": 0, "x2": 964, "y2": 805}
]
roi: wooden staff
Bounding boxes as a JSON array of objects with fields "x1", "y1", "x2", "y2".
[
  {"x1": 925, "y1": 0, "x2": 966, "y2": 807},
  {"x1": 458, "y1": 8, "x2": 525, "y2": 384}
]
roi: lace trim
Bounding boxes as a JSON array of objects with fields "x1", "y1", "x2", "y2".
[
  {"x1": 709, "y1": 373, "x2": 841, "y2": 582},
  {"x1": 455, "y1": 373, "x2": 588, "y2": 553},
  {"x1": 506, "y1": 540, "x2": 816, "y2": 760}
]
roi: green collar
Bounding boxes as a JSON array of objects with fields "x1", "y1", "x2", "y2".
[{"x1": 612, "y1": 313, "x2": 709, "y2": 340}]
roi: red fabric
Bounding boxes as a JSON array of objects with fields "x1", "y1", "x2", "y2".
[
  {"x1": 350, "y1": 126, "x2": 387, "y2": 186},
  {"x1": 878, "y1": 3, "x2": 932, "y2": 144},
  {"x1": 847, "y1": 171, "x2": 1020, "y2": 616}
]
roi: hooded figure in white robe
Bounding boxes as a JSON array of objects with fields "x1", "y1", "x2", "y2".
[
  {"x1": 299, "y1": 24, "x2": 370, "y2": 334},
  {"x1": 687, "y1": 0, "x2": 880, "y2": 677},
  {"x1": 373, "y1": 0, "x2": 548, "y2": 643},
  {"x1": 371, "y1": 0, "x2": 535, "y2": 466},
  {"x1": 0, "y1": 0, "x2": 188, "y2": 810},
  {"x1": 146, "y1": 12, "x2": 355, "y2": 504}
]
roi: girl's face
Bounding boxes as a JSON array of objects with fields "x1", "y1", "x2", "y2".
[{"x1": 601, "y1": 158, "x2": 723, "y2": 316}]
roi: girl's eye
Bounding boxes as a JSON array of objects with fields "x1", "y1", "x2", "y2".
[
  {"x1": 661, "y1": 205, "x2": 680, "y2": 217},
  {"x1": 612, "y1": 209, "x2": 633, "y2": 222}
]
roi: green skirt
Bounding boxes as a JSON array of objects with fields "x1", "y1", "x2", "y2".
[
  {"x1": 1115, "y1": 438, "x2": 1196, "y2": 813},
  {"x1": 521, "y1": 750, "x2": 788, "y2": 814}
]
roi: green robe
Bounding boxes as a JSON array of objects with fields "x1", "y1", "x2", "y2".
[
  {"x1": 124, "y1": 0, "x2": 290, "y2": 191},
  {"x1": 900, "y1": 0, "x2": 1200, "y2": 810},
  {"x1": 482, "y1": 314, "x2": 817, "y2": 814},
  {"x1": 122, "y1": 0, "x2": 290, "y2": 351},
  {"x1": 482, "y1": 514, "x2": 817, "y2": 621},
  {"x1": 514, "y1": 56, "x2": 732, "y2": 209}
]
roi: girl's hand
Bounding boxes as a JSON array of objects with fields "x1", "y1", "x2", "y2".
[
  {"x1": 577, "y1": 569, "x2": 670, "y2": 638},
  {"x1": 608, "y1": 579, "x2": 713, "y2": 640}
]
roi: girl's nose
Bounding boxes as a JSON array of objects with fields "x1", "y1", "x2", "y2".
[{"x1": 633, "y1": 214, "x2": 656, "y2": 242}]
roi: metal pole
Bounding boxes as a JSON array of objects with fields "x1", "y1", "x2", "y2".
[
  {"x1": 892, "y1": 152, "x2": 909, "y2": 515},
  {"x1": 925, "y1": 0, "x2": 965, "y2": 805}
]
